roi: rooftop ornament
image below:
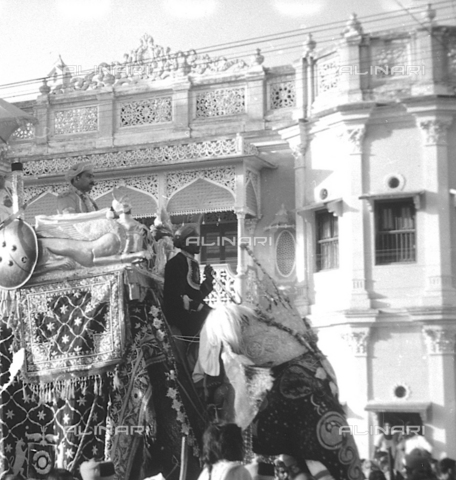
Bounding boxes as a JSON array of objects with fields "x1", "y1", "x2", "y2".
[
  {"x1": 421, "y1": 3, "x2": 437, "y2": 24},
  {"x1": 265, "y1": 204, "x2": 295, "y2": 231},
  {"x1": 303, "y1": 33, "x2": 317, "y2": 58},
  {"x1": 342, "y1": 13, "x2": 364, "y2": 39},
  {"x1": 43, "y1": 33, "x2": 262, "y2": 95}
]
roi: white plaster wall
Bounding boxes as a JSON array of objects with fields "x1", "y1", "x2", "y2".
[
  {"x1": 312, "y1": 270, "x2": 347, "y2": 312},
  {"x1": 370, "y1": 326, "x2": 429, "y2": 402},
  {"x1": 307, "y1": 130, "x2": 343, "y2": 203},
  {"x1": 365, "y1": 121, "x2": 423, "y2": 193}
]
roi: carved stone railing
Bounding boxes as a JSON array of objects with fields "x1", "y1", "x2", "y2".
[{"x1": 21, "y1": 137, "x2": 258, "y2": 178}]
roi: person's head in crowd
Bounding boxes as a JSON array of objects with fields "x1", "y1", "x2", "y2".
[
  {"x1": 202, "y1": 422, "x2": 245, "y2": 469},
  {"x1": 439, "y1": 458, "x2": 456, "y2": 480},
  {"x1": 374, "y1": 451, "x2": 390, "y2": 473},
  {"x1": 277, "y1": 455, "x2": 313, "y2": 480},
  {"x1": 173, "y1": 224, "x2": 201, "y2": 255},
  {"x1": 79, "y1": 459, "x2": 116, "y2": 480},
  {"x1": 273, "y1": 459, "x2": 288, "y2": 480},
  {"x1": 45, "y1": 468, "x2": 74, "y2": 480},
  {"x1": 369, "y1": 471, "x2": 387, "y2": 480},
  {"x1": 405, "y1": 448, "x2": 435, "y2": 480},
  {"x1": 65, "y1": 162, "x2": 95, "y2": 194},
  {"x1": 362, "y1": 459, "x2": 379, "y2": 478},
  {"x1": 246, "y1": 461, "x2": 275, "y2": 480},
  {"x1": 218, "y1": 423, "x2": 245, "y2": 462}
]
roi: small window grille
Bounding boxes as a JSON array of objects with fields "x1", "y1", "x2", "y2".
[
  {"x1": 375, "y1": 198, "x2": 416, "y2": 265},
  {"x1": 276, "y1": 230, "x2": 295, "y2": 277}
]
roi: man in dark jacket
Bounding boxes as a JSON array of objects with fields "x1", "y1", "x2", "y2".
[{"x1": 163, "y1": 224, "x2": 214, "y2": 337}]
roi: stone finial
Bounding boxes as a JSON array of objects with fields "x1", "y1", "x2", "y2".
[
  {"x1": 39, "y1": 78, "x2": 51, "y2": 95},
  {"x1": 421, "y1": 3, "x2": 436, "y2": 24},
  {"x1": 303, "y1": 33, "x2": 317, "y2": 57},
  {"x1": 267, "y1": 204, "x2": 294, "y2": 230},
  {"x1": 250, "y1": 48, "x2": 265, "y2": 67},
  {"x1": 342, "y1": 13, "x2": 363, "y2": 39}
]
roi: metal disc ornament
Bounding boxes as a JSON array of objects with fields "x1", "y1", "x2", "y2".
[{"x1": 0, "y1": 218, "x2": 38, "y2": 289}]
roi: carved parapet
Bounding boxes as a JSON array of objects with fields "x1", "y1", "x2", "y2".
[
  {"x1": 422, "y1": 326, "x2": 456, "y2": 355},
  {"x1": 341, "y1": 326, "x2": 370, "y2": 356},
  {"x1": 46, "y1": 33, "x2": 257, "y2": 95}
]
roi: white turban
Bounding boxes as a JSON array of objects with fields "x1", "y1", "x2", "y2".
[{"x1": 65, "y1": 161, "x2": 94, "y2": 182}]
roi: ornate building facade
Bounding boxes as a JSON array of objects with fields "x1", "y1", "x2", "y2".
[{"x1": 7, "y1": 4, "x2": 456, "y2": 459}]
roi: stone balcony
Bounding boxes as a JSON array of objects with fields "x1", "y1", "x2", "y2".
[{"x1": 296, "y1": 6, "x2": 456, "y2": 117}]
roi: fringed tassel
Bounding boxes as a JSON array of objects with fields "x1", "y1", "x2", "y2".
[
  {"x1": 24, "y1": 373, "x2": 105, "y2": 404},
  {"x1": 1, "y1": 289, "x2": 18, "y2": 330},
  {"x1": 112, "y1": 365, "x2": 122, "y2": 391},
  {"x1": 93, "y1": 374, "x2": 103, "y2": 396}
]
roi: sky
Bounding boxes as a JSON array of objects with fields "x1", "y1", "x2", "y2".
[{"x1": 0, "y1": 0, "x2": 454, "y2": 101}]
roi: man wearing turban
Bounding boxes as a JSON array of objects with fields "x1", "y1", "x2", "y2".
[
  {"x1": 57, "y1": 161, "x2": 98, "y2": 214},
  {"x1": 164, "y1": 224, "x2": 214, "y2": 338}
]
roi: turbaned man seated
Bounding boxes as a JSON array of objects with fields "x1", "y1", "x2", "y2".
[{"x1": 57, "y1": 161, "x2": 99, "y2": 214}]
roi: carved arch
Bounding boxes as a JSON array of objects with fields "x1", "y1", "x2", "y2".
[{"x1": 167, "y1": 178, "x2": 235, "y2": 215}]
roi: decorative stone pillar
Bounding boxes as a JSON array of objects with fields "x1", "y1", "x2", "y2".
[
  {"x1": 337, "y1": 116, "x2": 372, "y2": 311},
  {"x1": 422, "y1": 325, "x2": 456, "y2": 457},
  {"x1": 410, "y1": 5, "x2": 448, "y2": 96},
  {"x1": 409, "y1": 108, "x2": 456, "y2": 307},
  {"x1": 338, "y1": 14, "x2": 366, "y2": 103},
  {"x1": 278, "y1": 120, "x2": 310, "y2": 315},
  {"x1": 245, "y1": 54, "x2": 266, "y2": 132},
  {"x1": 293, "y1": 33, "x2": 316, "y2": 120},
  {"x1": 172, "y1": 79, "x2": 192, "y2": 135},
  {"x1": 35, "y1": 81, "x2": 51, "y2": 146},
  {"x1": 96, "y1": 88, "x2": 115, "y2": 148},
  {"x1": 292, "y1": 141, "x2": 310, "y2": 315},
  {"x1": 340, "y1": 325, "x2": 371, "y2": 458},
  {"x1": 235, "y1": 209, "x2": 247, "y2": 299}
]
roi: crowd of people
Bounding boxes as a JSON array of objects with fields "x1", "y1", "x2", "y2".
[{"x1": 358, "y1": 423, "x2": 456, "y2": 480}]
